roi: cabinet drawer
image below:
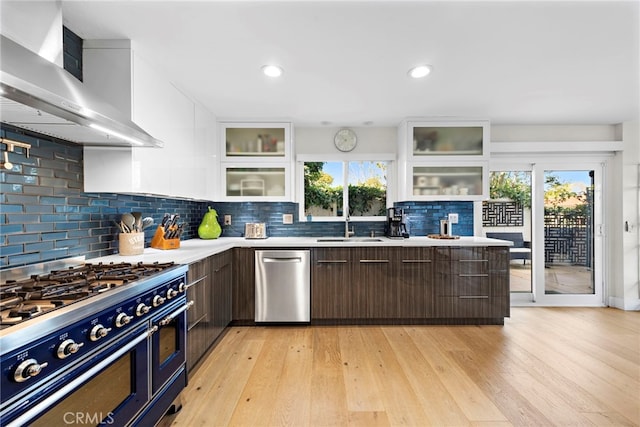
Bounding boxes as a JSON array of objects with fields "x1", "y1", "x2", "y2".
[
  {"x1": 488, "y1": 247, "x2": 510, "y2": 271},
  {"x1": 435, "y1": 296, "x2": 505, "y2": 318},
  {"x1": 186, "y1": 276, "x2": 208, "y2": 330},
  {"x1": 313, "y1": 248, "x2": 352, "y2": 263},
  {"x1": 188, "y1": 260, "x2": 208, "y2": 283},
  {"x1": 451, "y1": 260, "x2": 488, "y2": 275},
  {"x1": 456, "y1": 275, "x2": 490, "y2": 296},
  {"x1": 436, "y1": 275, "x2": 489, "y2": 297},
  {"x1": 399, "y1": 247, "x2": 433, "y2": 261},
  {"x1": 435, "y1": 246, "x2": 488, "y2": 261},
  {"x1": 452, "y1": 247, "x2": 487, "y2": 261}
]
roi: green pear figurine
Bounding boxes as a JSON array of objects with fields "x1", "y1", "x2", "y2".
[{"x1": 198, "y1": 206, "x2": 222, "y2": 239}]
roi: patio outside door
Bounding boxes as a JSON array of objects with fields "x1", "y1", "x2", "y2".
[
  {"x1": 534, "y1": 165, "x2": 604, "y2": 305},
  {"x1": 487, "y1": 160, "x2": 604, "y2": 306},
  {"x1": 483, "y1": 169, "x2": 533, "y2": 294}
]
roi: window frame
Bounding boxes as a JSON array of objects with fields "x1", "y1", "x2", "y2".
[{"x1": 296, "y1": 153, "x2": 395, "y2": 222}]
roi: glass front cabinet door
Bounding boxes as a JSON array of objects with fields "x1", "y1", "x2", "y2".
[
  {"x1": 408, "y1": 120, "x2": 489, "y2": 160},
  {"x1": 223, "y1": 166, "x2": 289, "y2": 199},
  {"x1": 219, "y1": 122, "x2": 293, "y2": 200},
  {"x1": 410, "y1": 164, "x2": 488, "y2": 200},
  {"x1": 400, "y1": 119, "x2": 490, "y2": 200},
  {"x1": 221, "y1": 122, "x2": 291, "y2": 161}
]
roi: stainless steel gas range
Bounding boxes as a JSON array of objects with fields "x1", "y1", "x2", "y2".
[{"x1": 0, "y1": 257, "x2": 191, "y2": 426}]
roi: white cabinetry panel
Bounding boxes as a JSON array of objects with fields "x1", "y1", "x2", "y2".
[{"x1": 83, "y1": 41, "x2": 215, "y2": 199}]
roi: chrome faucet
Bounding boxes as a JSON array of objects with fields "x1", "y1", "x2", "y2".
[{"x1": 345, "y1": 214, "x2": 355, "y2": 238}]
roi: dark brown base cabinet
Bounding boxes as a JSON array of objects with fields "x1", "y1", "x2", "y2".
[
  {"x1": 396, "y1": 247, "x2": 435, "y2": 318},
  {"x1": 186, "y1": 249, "x2": 232, "y2": 375},
  {"x1": 232, "y1": 247, "x2": 255, "y2": 323},
  {"x1": 312, "y1": 246, "x2": 509, "y2": 325},
  {"x1": 186, "y1": 258, "x2": 209, "y2": 373},
  {"x1": 312, "y1": 247, "x2": 435, "y2": 321},
  {"x1": 311, "y1": 248, "x2": 356, "y2": 319},
  {"x1": 434, "y1": 246, "x2": 510, "y2": 320},
  {"x1": 212, "y1": 250, "x2": 233, "y2": 338}
]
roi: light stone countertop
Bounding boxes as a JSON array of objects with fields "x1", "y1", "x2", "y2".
[{"x1": 89, "y1": 236, "x2": 513, "y2": 266}]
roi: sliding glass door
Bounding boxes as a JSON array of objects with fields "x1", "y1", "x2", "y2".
[
  {"x1": 487, "y1": 160, "x2": 604, "y2": 306},
  {"x1": 483, "y1": 169, "x2": 532, "y2": 293},
  {"x1": 534, "y1": 164, "x2": 603, "y2": 305}
]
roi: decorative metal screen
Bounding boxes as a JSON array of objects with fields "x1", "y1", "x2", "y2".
[
  {"x1": 543, "y1": 188, "x2": 594, "y2": 267},
  {"x1": 544, "y1": 215, "x2": 591, "y2": 266},
  {"x1": 482, "y1": 201, "x2": 523, "y2": 227}
]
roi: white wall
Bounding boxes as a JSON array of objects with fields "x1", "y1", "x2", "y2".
[
  {"x1": 294, "y1": 126, "x2": 396, "y2": 156},
  {"x1": 0, "y1": 0, "x2": 63, "y2": 66},
  {"x1": 492, "y1": 125, "x2": 619, "y2": 142},
  {"x1": 604, "y1": 121, "x2": 640, "y2": 310},
  {"x1": 614, "y1": 120, "x2": 640, "y2": 309}
]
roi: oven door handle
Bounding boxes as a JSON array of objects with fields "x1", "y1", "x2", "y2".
[
  {"x1": 158, "y1": 301, "x2": 194, "y2": 327},
  {"x1": 6, "y1": 328, "x2": 151, "y2": 427}
]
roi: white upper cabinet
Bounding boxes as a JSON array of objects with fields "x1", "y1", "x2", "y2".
[
  {"x1": 82, "y1": 39, "x2": 193, "y2": 147},
  {"x1": 82, "y1": 40, "x2": 216, "y2": 199},
  {"x1": 408, "y1": 120, "x2": 489, "y2": 160},
  {"x1": 222, "y1": 165, "x2": 290, "y2": 199},
  {"x1": 84, "y1": 100, "x2": 216, "y2": 199},
  {"x1": 218, "y1": 122, "x2": 293, "y2": 200},
  {"x1": 193, "y1": 102, "x2": 218, "y2": 200},
  {"x1": 398, "y1": 119, "x2": 490, "y2": 201},
  {"x1": 408, "y1": 163, "x2": 488, "y2": 200},
  {"x1": 220, "y1": 122, "x2": 291, "y2": 161}
]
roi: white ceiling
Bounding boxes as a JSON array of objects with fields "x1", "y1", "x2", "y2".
[{"x1": 60, "y1": 0, "x2": 639, "y2": 127}]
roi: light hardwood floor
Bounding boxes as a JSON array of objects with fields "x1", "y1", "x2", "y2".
[{"x1": 167, "y1": 308, "x2": 639, "y2": 427}]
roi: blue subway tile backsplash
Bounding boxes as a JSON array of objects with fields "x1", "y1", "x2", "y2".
[
  {"x1": 1, "y1": 125, "x2": 475, "y2": 269},
  {"x1": 208, "y1": 200, "x2": 473, "y2": 238},
  {"x1": 394, "y1": 200, "x2": 474, "y2": 236}
]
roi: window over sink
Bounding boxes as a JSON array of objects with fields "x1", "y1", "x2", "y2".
[{"x1": 299, "y1": 159, "x2": 391, "y2": 221}]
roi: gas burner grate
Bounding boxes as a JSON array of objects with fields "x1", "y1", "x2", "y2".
[{"x1": 0, "y1": 261, "x2": 176, "y2": 328}]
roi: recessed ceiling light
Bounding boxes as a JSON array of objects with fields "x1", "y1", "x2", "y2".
[
  {"x1": 408, "y1": 65, "x2": 432, "y2": 79},
  {"x1": 262, "y1": 64, "x2": 283, "y2": 77}
]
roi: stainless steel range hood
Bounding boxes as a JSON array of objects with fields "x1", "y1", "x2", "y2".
[{"x1": 0, "y1": 35, "x2": 163, "y2": 147}]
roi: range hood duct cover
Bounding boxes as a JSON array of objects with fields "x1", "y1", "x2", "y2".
[{"x1": 0, "y1": 35, "x2": 163, "y2": 147}]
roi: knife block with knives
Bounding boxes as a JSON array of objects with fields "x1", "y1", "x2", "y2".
[{"x1": 150, "y1": 214, "x2": 183, "y2": 250}]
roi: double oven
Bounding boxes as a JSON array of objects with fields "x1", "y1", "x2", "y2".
[{"x1": 0, "y1": 259, "x2": 192, "y2": 426}]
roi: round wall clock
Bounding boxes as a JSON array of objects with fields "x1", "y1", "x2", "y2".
[{"x1": 334, "y1": 128, "x2": 357, "y2": 152}]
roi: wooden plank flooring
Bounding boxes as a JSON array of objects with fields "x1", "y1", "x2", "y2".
[{"x1": 167, "y1": 308, "x2": 639, "y2": 427}]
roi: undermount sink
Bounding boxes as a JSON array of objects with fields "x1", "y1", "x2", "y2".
[{"x1": 316, "y1": 237, "x2": 383, "y2": 242}]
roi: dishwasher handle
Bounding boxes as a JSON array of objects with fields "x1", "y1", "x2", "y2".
[{"x1": 262, "y1": 256, "x2": 304, "y2": 263}]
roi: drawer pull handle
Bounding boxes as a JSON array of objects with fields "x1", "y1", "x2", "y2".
[
  {"x1": 214, "y1": 264, "x2": 229, "y2": 273},
  {"x1": 186, "y1": 276, "x2": 207, "y2": 288},
  {"x1": 458, "y1": 295, "x2": 489, "y2": 299},
  {"x1": 458, "y1": 274, "x2": 489, "y2": 277},
  {"x1": 459, "y1": 259, "x2": 488, "y2": 263},
  {"x1": 317, "y1": 260, "x2": 348, "y2": 264},
  {"x1": 401, "y1": 260, "x2": 432, "y2": 263},
  {"x1": 360, "y1": 260, "x2": 390, "y2": 263}
]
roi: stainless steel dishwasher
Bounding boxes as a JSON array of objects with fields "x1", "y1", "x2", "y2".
[{"x1": 255, "y1": 250, "x2": 310, "y2": 322}]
